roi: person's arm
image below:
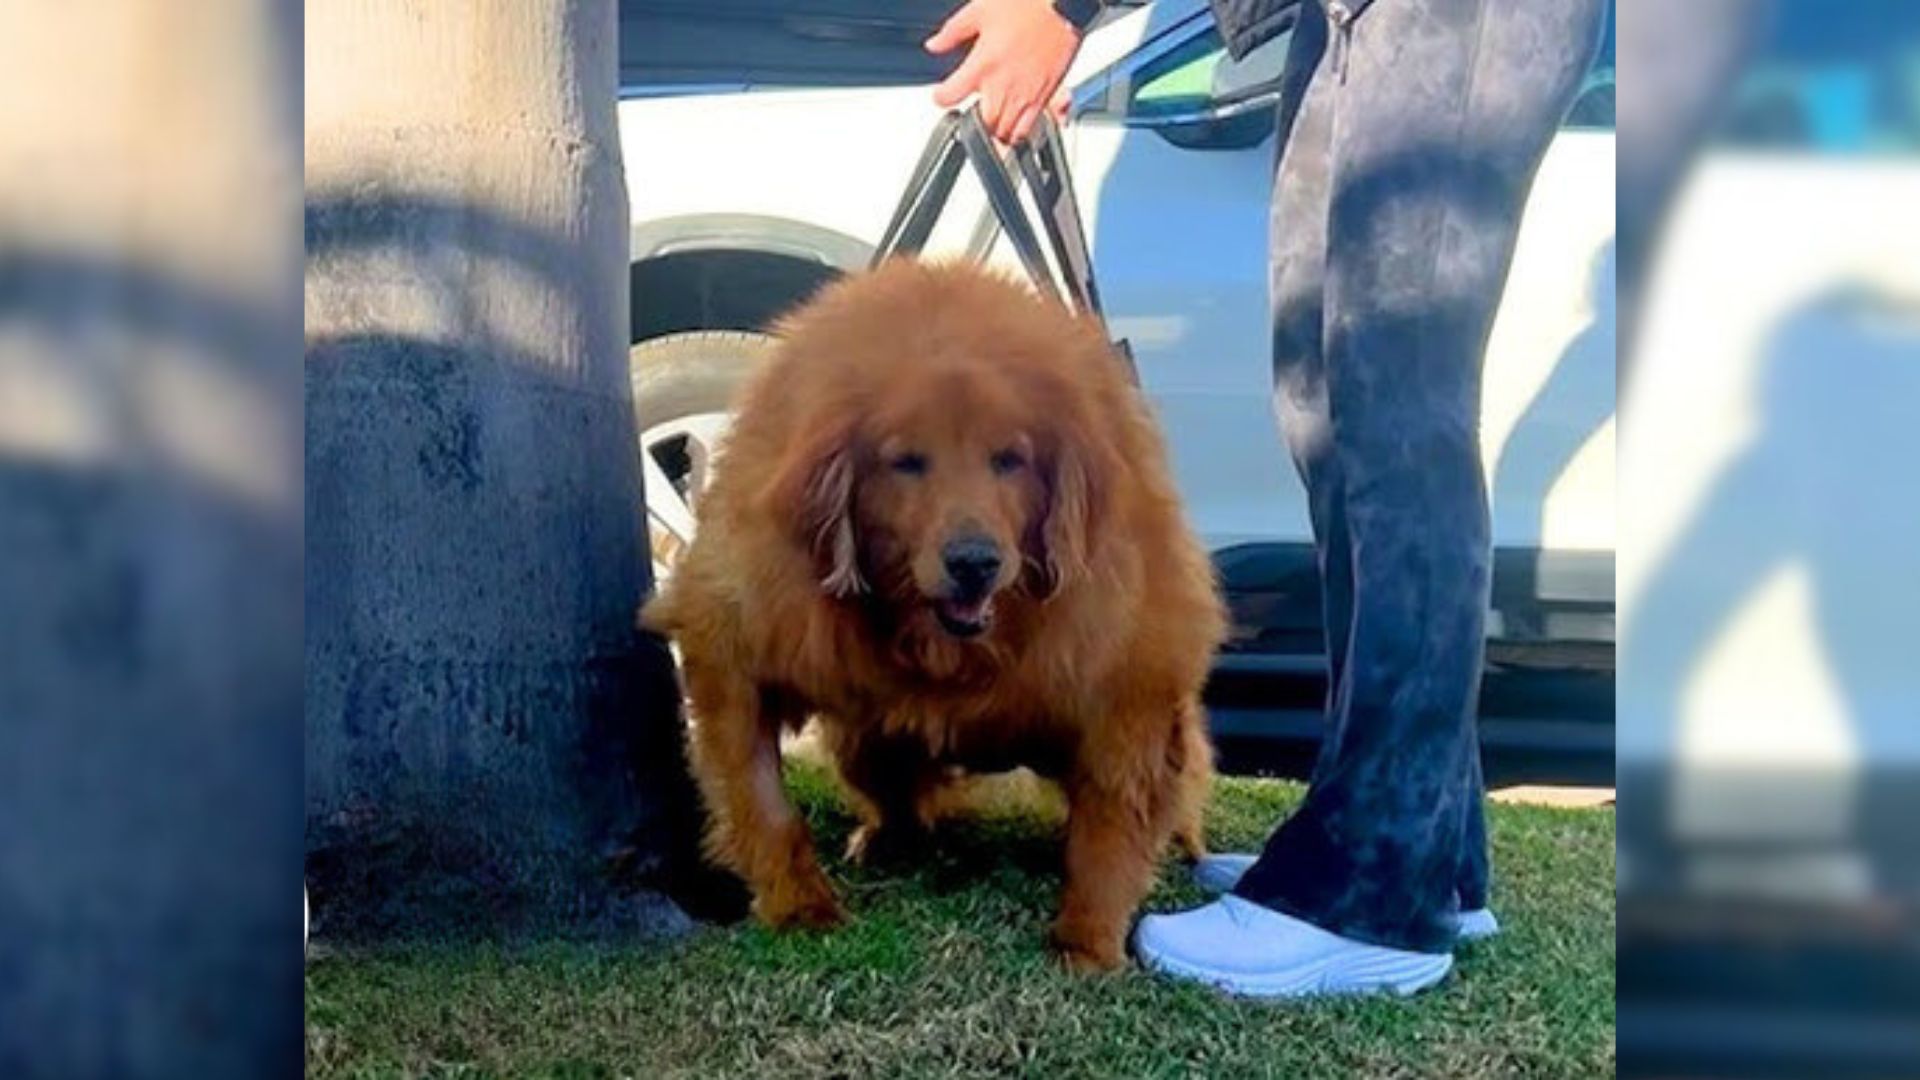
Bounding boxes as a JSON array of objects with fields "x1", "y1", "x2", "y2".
[{"x1": 925, "y1": 0, "x2": 1105, "y2": 143}]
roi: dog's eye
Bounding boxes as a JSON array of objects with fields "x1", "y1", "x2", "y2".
[
  {"x1": 990, "y1": 449, "x2": 1026, "y2": 475},
  {"x1": 890, "y1": 452, "x2": 928, "y2": 476}
]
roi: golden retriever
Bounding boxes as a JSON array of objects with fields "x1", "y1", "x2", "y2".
[{"x1": 643, "y1": 260, "x2": 1226, "y2": 970}]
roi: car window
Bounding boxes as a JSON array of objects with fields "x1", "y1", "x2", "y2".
[
  {"x1": 1118, "y1": 5, "x2": 1620, "y2": 129},
  {"x1": 1127, "y1": 25, "x2": 1290, "y2": 119},
  {"x1": 1564, "y1": 2, "x2": 1616, "y2": 130},
  {"x1": 1718, "y1": 0, "x2": 1920, "y2": 154}
]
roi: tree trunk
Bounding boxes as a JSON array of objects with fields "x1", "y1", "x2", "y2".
[{"x1": 305, "y1": 0, "x2": 689, "y2": 933}]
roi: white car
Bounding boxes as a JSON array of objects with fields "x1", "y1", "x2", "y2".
[{"x1": 619, "y1": 0, "x2": 1618, "y2": 778}]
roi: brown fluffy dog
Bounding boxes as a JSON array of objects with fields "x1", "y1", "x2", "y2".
[{"x1": 644, "y1": 260, "x2": 1227, "y2": 970}]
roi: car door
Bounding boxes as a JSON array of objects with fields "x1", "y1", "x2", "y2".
[{"x1": 1068, "y1": 4, "x2": 1305, "y2": 555}]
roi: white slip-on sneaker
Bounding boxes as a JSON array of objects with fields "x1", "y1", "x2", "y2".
[
  {"x1": 1133, "y1": 896, "x2": 1453, "y2": 999},
  {"x1": 1191, "y1": 853, "x2": 1501, "y2": 942},
  {"x1": 1191, "y1": 852, "x2": 1259, "y2": 893},
  {"x1": 1454, "y1": 906, "x2": 1500, "y2": 942}
]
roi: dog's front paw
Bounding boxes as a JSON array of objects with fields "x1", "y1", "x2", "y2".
[
  {"x1": 756, "y1": 872, "x2": 847, "y2": 930},
  {"x1": 1050, "y1": 923, "x2": 1127, "y2": 973},
  {"x1": 773, "y1": 894, "x2": 847, "y2": 930}
]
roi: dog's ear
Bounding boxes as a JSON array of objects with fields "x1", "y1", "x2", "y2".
[
  {"x1": 1030, "y1": 433, "x2": 1111, "y2": 600},
  {"x1": 762, "y1": 426, "x2": 866, "y2": 598}
]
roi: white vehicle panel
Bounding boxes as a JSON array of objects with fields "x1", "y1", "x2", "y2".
[{"x1": 1619, "y1": 156, "x2": 1920, "y2": 778}]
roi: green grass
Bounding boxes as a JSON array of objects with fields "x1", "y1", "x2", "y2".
[{"x1": 305, "y1": 762, "x2": 1614, "y2": 1079}]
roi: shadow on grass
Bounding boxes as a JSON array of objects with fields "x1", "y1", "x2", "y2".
[{"x1": 777, "y1": 758, "x2": 1316, "y2": 926}]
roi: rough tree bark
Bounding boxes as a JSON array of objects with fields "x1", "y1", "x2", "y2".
[{"x1": 305, "y1": 0, "x2": 695, "y2": 933}]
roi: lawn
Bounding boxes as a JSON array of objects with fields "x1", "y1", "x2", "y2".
[{"x1": 305, "y1": 760, "x2": 1614, "y2": 1079}]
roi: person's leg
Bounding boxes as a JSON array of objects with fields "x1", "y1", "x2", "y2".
[
  {"x1": 1142, "y1": 0, "x2": 1600, "y2": 992},
  {"x1": 1228, "y1": 0, "x2": 1604, "y2": 955},
  {"x1": 1191, "y1": 1, "x2": 1499, "y2": 929},
  {"x1": 1193, "y1": 762, "x2": 1494, "y2": 932},
  {"x1": 1172, "y1": 0, "x2": 1341, "y2": 913},
  {"x1": 1267, "y1": 0, "x2": 1349, "y2": 707},
  {"x1": 1457, "y1": 743, "x2": 1489, "y2": 903}
]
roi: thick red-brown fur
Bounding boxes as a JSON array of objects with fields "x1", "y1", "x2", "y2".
[{"x1": 643, "y1": 260, "x2": 1228, "y2": 970}]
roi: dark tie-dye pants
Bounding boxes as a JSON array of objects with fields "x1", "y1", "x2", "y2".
[{"x1": 1230, "y1": 0, "x2": 1606, "y2": 954}]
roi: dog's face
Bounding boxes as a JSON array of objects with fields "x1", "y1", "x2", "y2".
[
  {"x1": 856, "y1": 375, "x2": 1044, "y2": 639},
  {"x1": 755, "y1": 267, "x2": 1122, "y2": 654},
  {"x1": 764, "y1": 359, "x2": 1104, "y2": 646}
]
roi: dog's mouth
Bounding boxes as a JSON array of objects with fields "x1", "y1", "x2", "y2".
[{"x1": 933, "y1": 595, "x2": 995, "y2": 638}]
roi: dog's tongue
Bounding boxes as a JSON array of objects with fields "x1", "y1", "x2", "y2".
[{"x1": 936, "y1": 596, "x2": 994, "y2": 637}]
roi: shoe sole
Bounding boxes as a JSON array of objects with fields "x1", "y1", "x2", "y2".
[
  {"x1": 1191, "y1": 863, "x2": 1501, "y2": 945},
  {"x1": 1138, "y1": 941, "x2": 1454, "y2": 999}
]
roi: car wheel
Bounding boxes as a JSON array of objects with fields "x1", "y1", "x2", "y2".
[{"x1": 630, "y1": 330, "x2": 774, "y2": 585}]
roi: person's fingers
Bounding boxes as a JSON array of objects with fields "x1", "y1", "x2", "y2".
[
  {"x1": 931, "y1": 51, "x2": 986, "y2": 108},
  {"x1": 924, "y1": 4, "x2": 979, "y2": 54},
  {"x1": 1049, "y1": 87, "x2": 1071, "y2": 120},
  {"x1": 1008, "y1": 101, "x2": 1042, "y2": 144},
  {"x1": 978, "y1": 83, "x2": 1008, "y2": 137}
]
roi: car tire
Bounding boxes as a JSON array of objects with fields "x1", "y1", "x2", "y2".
[
  {"x1": 630, "y1": 330, "x2": 774, "y2": 581},
  {"x1": 629, "y1": 330, "x2": 774, "y2": 432}
]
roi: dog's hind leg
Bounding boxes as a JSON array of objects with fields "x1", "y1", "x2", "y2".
[
  {"x1": 683, "y1": 660, "x2": 842, "y2": 929},
  {"x1": 824, "y1": 723, "x2": 938, "y2": 868}
]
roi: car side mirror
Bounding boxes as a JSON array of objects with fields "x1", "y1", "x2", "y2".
[{"x1": 1134, "y1": 90, "x2": 1280, "y2": 151}]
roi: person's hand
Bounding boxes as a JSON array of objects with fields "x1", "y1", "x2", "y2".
[{"x1": 926, "y1": 0, "x2": 1079, "y2": 144}]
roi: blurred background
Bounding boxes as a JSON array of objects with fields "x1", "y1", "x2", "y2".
[
  {"x1": 1, "y1": 1, "x2": 302, "y2": 1076},
  {"x1": 1617, "y1": 0, "x2": 1920, "y2": 1074}
]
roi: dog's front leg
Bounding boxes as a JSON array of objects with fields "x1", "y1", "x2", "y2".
[
  {"x1": 1054, "y1": 773, "x2": 1161, "y2": 972},
  {"x1": 684, "y1": 663, "x2": 842, "y2": 929}
]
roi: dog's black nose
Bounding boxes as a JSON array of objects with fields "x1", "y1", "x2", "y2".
[{"x1": 942, "y1": 537, "x2": 1002, "y2": 595}]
